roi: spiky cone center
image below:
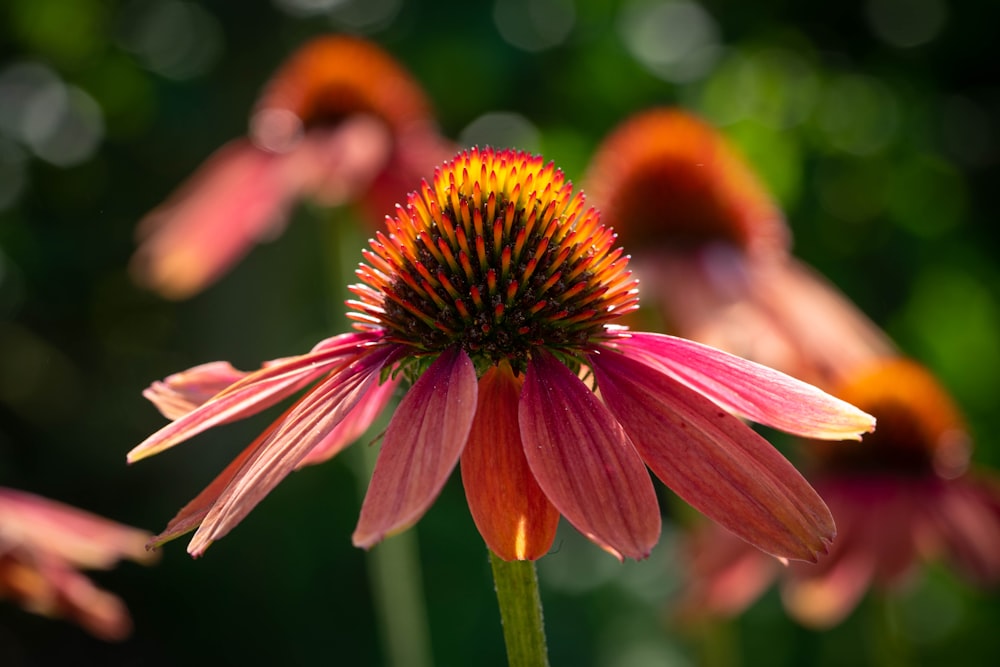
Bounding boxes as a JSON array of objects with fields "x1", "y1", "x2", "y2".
[
  {"x1": 348, "y1": 147, "x2": 639, "y2": 374},
  {"x1": 810, "y1": 359, "x2": 971, "y2": 479}
]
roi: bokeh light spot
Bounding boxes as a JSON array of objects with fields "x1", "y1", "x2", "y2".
[
  {"x1": 0, "y1": 138, "x2": 28, "y2": 212},
  {"x1": 886, "y1": 154, "x2": 966, "y2": 238},
  {"x1": 272, "y1": 0, "x2": 343, "y2": 17},
  {"x1": 22, "y1": 85, "x2": 105, "y2": 167},
  {"x1": 895, "y1": 266, "x2": 1000, "y2": 413},
  {"x1": 700, "y1": 47, "x2": 819, "y2": 129},
  {"x1": 117, "y1": 0, "x2": 224, "y2": 80},
  {"x1": 325, "y1": 0, "x2": 403, "y2": 33},
  {"x1": 0, "y1": 62, "x2": 105, "y2": 167},
  {"x1": 815, "y1": 74, "x2": 898, "y2": 156},
  {"x1": 458, "y1": 111, "x2": 541, "y2": 154},
  {"x1": 723, "y1": 119, "x2": 803, "y2": 208},
  {"x1": 618, "y1": 0, "x2": 720, "y2": 83},
  {"x1": 493, "y1": 0, "x2": 576, "y2": 52},
  {"x1": 866, "y1": 0, "x2": 947, "y2": 49}
]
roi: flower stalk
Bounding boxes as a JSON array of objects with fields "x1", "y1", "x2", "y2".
[{"x1": 490, "y1": 550, "x2": 549, "y2": 667}]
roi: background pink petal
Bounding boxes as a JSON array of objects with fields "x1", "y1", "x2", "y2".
[
  {"x1": 679, "y1": 522, "x2": 781, "y2": 619},
  {"x1": 519, "y1": 350, "x2": 660, "y2": 561},
  {"x1": 615, "y1": 332, "x2": 875, "y2": 440},
  {"x1": 130, "y1": 139, "x2": 293, "y2": 300},
  {"x1": 353, "y1": 347, "x2": 478, "y2": 549},
  {"x1": 921, "y1": 476, "x2": 1000, "y2": 583},
  {"x1": 591, "y1": 350, "x2": 834, "y2": 561}
]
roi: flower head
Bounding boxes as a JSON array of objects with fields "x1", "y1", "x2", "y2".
[
  {"x1": 679, "y1": 358, "x2": 1000, "y2": 628},
  {"x1": 131, "y1": 34, "x2": 453, "y2": 300},
  {"x1": 584, "y1": 108, "x2": 893, "y2": 385},
  {"x1": 585, "y1": 108, "x2": 789, "y2": 256},
  {"x1": 0, "y1": 487, "x2": 156, "y2": 641},
  {"x1": 129, "y1": 147, "x2": 873, "y2": 563}
]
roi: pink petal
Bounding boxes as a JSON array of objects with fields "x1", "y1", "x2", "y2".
[
  {"x1": 518, "y1": 350, "x2": 660, "y2": 561},
  {"x1": 783, "y1": 492, "x2": 876, "y2": 628},
  {"x1": 922, "y1": 476, "x2": 1000, "y2": 584},
  {"x1": 143, "y1": 361, "x2": 248, "y2": 420},
  {"x1": 128, "y1": 331, "x2": 380, "y2": 463},
  {"x1": 188, "y1": 346, "x2": 393, "y2": 555},
  {"x1": 296, "y1": 374, "x2": 400, "y2": 468},
  {"x1": 352, "y1": 347, "x2": 478, "y2": 549},
  {"x1": 2, "y1": 550, "x2": 134, "y2": 641},
  {"x1": 614, "y1": 332, "x2": 875, "y2": 440},
  {"x1": 284, "y1": 117, "x2": 394, "y2": 207},
  {"x1": 460, "y1": 365, "x2": 559, "y2": 561},
  {"x1": 149, "y1": 430, "x2": 272, "y2": 547},
  {"x1": 749, "y1": 258, "x2": 896, "y2": 385},
  {"x1": 590, "y1": 349, "x2": 834, "y2": 561},
  {"x1": 0, "y1": 487, "x2": 154, "y2": 569},
  {"x1": 679, "y1": 522, "x2": 781, "y2": 619},
  {"x1": 130, "y1": 139, "x2": 293, "y2": 300}
]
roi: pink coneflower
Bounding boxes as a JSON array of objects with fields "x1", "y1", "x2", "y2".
[
  {"x1": 680, "y1": 358, "x2": 1000, "y2": 628},
  {"x1": 584, "y1": 108, "x2": 893, "y2": 387},
  {"x1": 128, "y1": 147, "x2": 873, "y2": 562},
  {"x1": 0, "y1": 487, "x2": 156, "y2": 641},
  {"x1": 131, "y1": 34, "x2": 453, "y2": 300}
]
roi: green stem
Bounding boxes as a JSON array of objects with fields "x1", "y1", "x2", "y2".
[
  {"x1": 869, "y1": 592, "x2": 908, "y2": 667},
  {"x1": 322, "y1": 213, "x2": 434, "y2": 667},
  {"x1": 489, "y1": 551, "x2": 550, "y2": 667},
  {"x1": 352, "y1": 443, "x2": 433, "y2": 667}
]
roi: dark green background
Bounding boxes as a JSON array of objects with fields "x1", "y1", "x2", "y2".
[{"x1": 2, "y1": 0, "x2": 998, "y2": 665}]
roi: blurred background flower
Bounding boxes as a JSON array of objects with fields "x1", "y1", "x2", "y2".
[
  {"x1": 1, "y1": 0, "x2": 998, "y2": 665},
  {"x1": 130, "y1": 34, "x2": 454, "y2": 299},
  {"x1": 0, "y1": 487, "x2": 155, "y2": 642},
  {"x1": 678, "y1": 358, "x2": 1000, "y2": 629}
]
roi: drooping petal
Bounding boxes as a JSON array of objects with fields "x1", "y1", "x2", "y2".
[
  {"x1": 614, "y1": 332, "x2": 875, "y2": 440},
  {"x1": 353, "y1": 347, "x2": 478, "y2": 549},
  {"x1": 782, "y1": 490, "x2": 876, "y2": 628},
  {"x1": 149, "y1": 430, "x2": 271, "y2": 547},
  {"x1": 128, "y1": 331, "x2": 380, "y2": 463},
  {"x1": 921, "y1": 476, "x2": 1000, "y2": 584},
  {"x1": 0, "y1": 488, "x2": 154, "y2": 569},
  {"x1": 0, "y1": 487, "x2": 157, "y2": 640},
  {"x1": 590, "y1": 349, "x2": 834, "y2": 561},
  {"x1": 519, "y1": 350, "x2": 660, "y2": 561},
  {"x1": 749, "y1": 259, "x2": 896, "y2": 386},
  {"x1": 187, "y1": 346, "x2": 393, "y2": 555},
  {"x1": 130, "y1": 139, "x2": 293, "y2": 300},
  {"x1": 0, "y1": 550, "x2": 134, "y2": 641},
  {"x1": 153, "y1": 359, "x2": 386, "y2": 545},
  {"x1": 460, "y1": 364, "x2": 559, "y2": 561},
  {"x1": 678, "y1": 522, "x2": 781, "y2": 619},
  {"x1": 296, "y1": 374, "x2": 400, "y2": 468},
  {"x1": 143, "y1": 361, "x2": 249, "y2": 420}
]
